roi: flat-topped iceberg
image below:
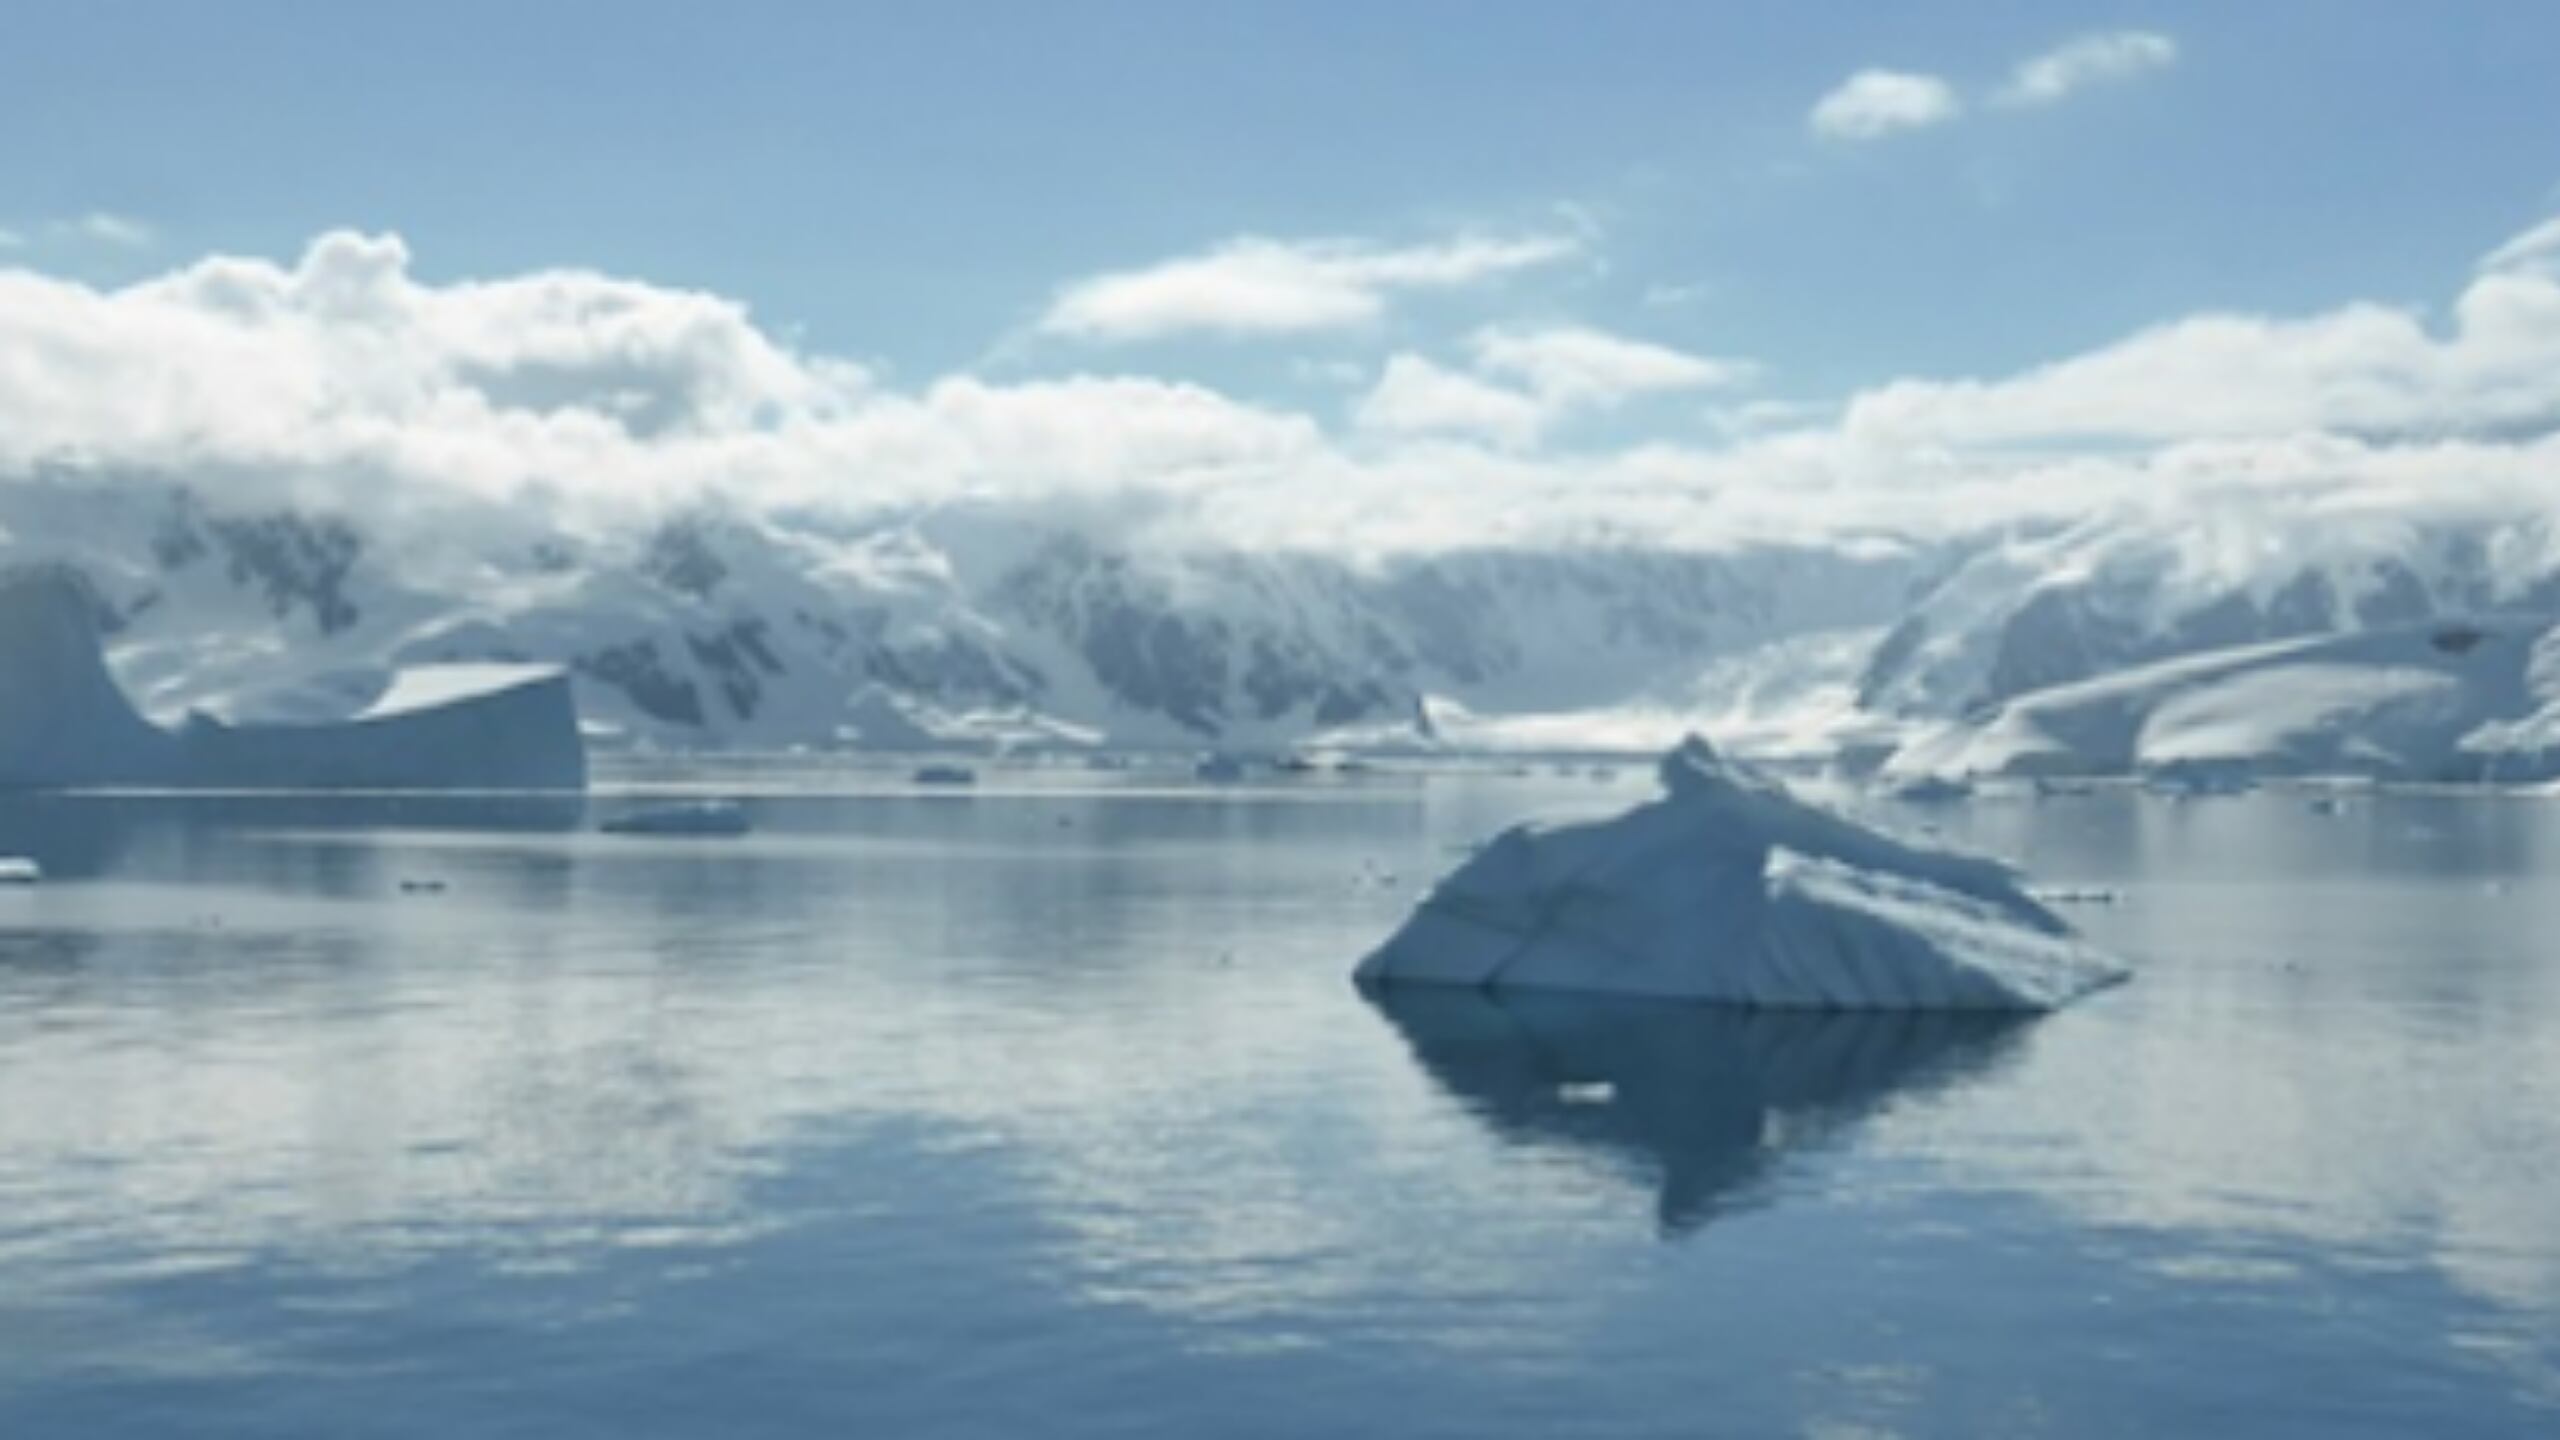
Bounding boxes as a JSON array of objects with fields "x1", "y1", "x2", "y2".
[
  {"x1": 0, "y1": 568, "x2": 585, "y2": 791},
  {"x1": 1356, "y1": 736, "x2": 2126, "y2": 1011}
]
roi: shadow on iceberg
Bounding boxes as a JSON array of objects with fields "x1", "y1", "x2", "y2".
[
  {"x1": 1358, "y1": 735, "x2": 2128, "y2": 1010},
  {"x1": 1366, "y1": 985, "x2": 2025, "y2": 1235}
]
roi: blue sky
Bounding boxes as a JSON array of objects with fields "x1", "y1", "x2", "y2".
[
  {"x1": 3, "y1": 4, "x2": 2558, "y2": 552},
  {"x1": 8, "y1": 2, "x2": 2554, "y2": 394}
]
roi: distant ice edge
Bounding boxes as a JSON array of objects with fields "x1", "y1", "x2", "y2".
[{"x1": 1357, "y1": 735, "x2": 2127, "y2": 1012}]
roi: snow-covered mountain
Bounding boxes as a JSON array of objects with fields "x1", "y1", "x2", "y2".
[
  {"x1": 0, "y1": 475, "x2": 1919, "y2": 754},
  {"x1": 1864, "y1": 505, "x2": 2560, "y2": 782},
  {"x1": 4, "y1": 472, "x2": 2555, "y2": 777}
]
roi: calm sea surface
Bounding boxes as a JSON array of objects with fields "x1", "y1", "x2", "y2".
[{"x1": 2, "y1": 765, "x2": 2556, "y2": 1437}]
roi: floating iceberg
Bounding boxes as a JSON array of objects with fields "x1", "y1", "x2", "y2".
[
  {"x1": 0, "y1": 856, "x2": 39, "y2": 884},
  {"x1": 1356, "y1": 735, "x2": 2126, "y2": 1011},
  {"x1": 0, "y1": 569, "x2": 585, "y2": 791}
]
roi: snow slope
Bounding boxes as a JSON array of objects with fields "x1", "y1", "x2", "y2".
[{"x1": 1356, "y1": 737, "x2": 2127, "y2": 1010}]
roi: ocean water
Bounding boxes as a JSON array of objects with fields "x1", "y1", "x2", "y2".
[{"x1": 1, "y1": 766, "x2": 2556, "y2": 1438}]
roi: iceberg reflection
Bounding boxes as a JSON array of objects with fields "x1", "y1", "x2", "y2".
[
  {"x1": 1366, "y1": 987, "x2": 2025, "y2": 1235},
  {"x1": 0, "y1": 791, "x2": 587, "y2": 880}
]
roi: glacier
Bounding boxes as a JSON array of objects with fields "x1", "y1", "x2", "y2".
[
  {"x1": 1885, "y1": 618, "x2": 2560, "y2": 784},
  {"x1": 0, "y1": 568, "x2": 586, "y2": 791},
  {"x1": 1355, "y1": 736, "x2": 2126, "y2": 1010}
]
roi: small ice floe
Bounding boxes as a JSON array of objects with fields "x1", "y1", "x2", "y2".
[
  {"x1": 0, "y1": 856, "x2": 41, "y2": 885},
  {"x1": 1556, "y1": 1081, "x2": 1616, "y2": 1106},
  {"x1": 1357, "y1": 735, "x2": 2127, "y2": 1011},
  {"x1": 912, "y1": 763, "x2": 977, "y2": 786},
  {"x1": 599, "y1": 801, "x2": 752, "y2": 838},
  {"x1": 397, "y1": 877, "x2": 449, "y2": 895}
]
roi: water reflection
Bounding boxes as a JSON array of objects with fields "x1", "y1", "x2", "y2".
[
  {"x1": 1365, "y1": 987, "x2": 2024, "y2": 1235},
  {"x1": 0, "y1": 793, "x2": 586, "y2": 881}
]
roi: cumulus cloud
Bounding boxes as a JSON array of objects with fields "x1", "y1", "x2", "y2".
[
  {"x1": 1035, "y1": 231, "x2": 1579, "y2": 342},
  {"x1": 1841, "y1": 254, "x2": 2560, "y2": 447},
  {"x1": 1, "y1": 216, "x2": 2558, "y2": 559},
  {"x1": 0, "y1": 230, "x2": 1321, "y2": 528},
  {"x1": 1996, "y1": 31, "x2": 2177, "y2": 107},
  {"x1": 1809, "y1": 69, "x2": 1961, "y2": 141}
]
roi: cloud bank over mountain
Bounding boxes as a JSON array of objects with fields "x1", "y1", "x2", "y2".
[{"x1": 2, "y1": 212, "x2": 2557, "y2": 563}]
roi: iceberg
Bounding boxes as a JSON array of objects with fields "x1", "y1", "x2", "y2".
[
  {"x1": 0, "y1": 569, "x2": 585, "y2": 791},
  {"x1": 1356, "y1": 735, "x2": 2126, "y2": 1011}
]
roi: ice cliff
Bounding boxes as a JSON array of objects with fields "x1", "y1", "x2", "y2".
[{"x1": 1356, "y1": 736, "x2": 2126, "y2": 1010}]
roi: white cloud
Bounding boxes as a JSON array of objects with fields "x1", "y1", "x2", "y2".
[
  {"x1": 2, "y1": 216, "x2": 2558, "y2": 560},
  {"x1": 63, "y1": 211, "x2": 155, "y2": 248},
  {"x1": 1036, "y1": 231, "x2": 1578, "y2": 343},
  {"x1": 1352, "y1": 355, "x2": 1547, "y2": 449},
  {"x1": 2479, "y1": 214, "x2": 2560, "y2": 276},
  {"x1": 1996, "y1": 31, "x2": 2177, "y2": 107},
  {"x1": 1841, "y1": 243, "x2": 2560, "y2": 448},
  {"x1": 1809, "y1": 69, "x2": 1961, "y2": 141},
  {"x1": 1354, "y1": 326, "x2": 1746, "y2": 448},
  {"x1": 0, "y1": 230, "x2": 1317, "y2": 524},
  {"x1": 1471, "y1": 325, "x2": 1751, "y2": 406},
  {"x1": 0, "y1": 213, "x2": 156, "y2": 254}
]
